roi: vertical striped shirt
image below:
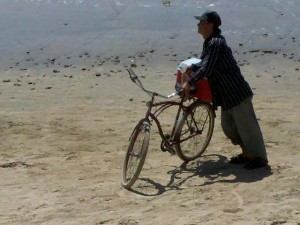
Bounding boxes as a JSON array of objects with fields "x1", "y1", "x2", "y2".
[{"x1": 188, "y1": 33, "x2": 253, "y2": 110}]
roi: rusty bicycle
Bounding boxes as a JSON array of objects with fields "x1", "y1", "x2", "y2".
[{"x1": 122, "y1": 68, "x2": 215, "y2": 189}]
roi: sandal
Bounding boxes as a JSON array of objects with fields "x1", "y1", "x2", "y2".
[{"x1": 229, "y1": 154, "x2": 250, "y2": 164}]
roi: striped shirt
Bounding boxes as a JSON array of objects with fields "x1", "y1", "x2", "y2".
[{"x1": 188, "y1": 33, "x2": 253, "y2": 110}]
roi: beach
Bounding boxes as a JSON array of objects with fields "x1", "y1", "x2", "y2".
[{"x1": 0, "y1": 0, "x2": 300, "y2": 224}]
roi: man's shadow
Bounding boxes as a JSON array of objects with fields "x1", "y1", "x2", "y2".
[{"x1": 129, "y1": 153, "x2": 272, "y2": 196}]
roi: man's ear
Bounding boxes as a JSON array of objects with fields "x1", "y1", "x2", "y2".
[{"x1": 208, "y1": 23, "x2": 214, "y2": 30}]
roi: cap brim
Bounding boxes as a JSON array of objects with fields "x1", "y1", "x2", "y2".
[{"x1": 194, "y1": 15, "x2": 208, "y2": 20}]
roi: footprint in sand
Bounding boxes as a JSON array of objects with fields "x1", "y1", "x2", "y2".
[{"x1": 222, "y1": 190, "x2": 244, "y2": 213}]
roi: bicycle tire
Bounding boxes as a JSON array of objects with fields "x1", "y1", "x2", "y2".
[
  {"x1": 174, "y1": 101, "x2": 214, "y2": 162},
  {"x1": 122, "y1": 120, "x2": 150, "y2": 189}
]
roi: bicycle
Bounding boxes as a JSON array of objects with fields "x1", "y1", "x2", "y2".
[{"x1": 122, "y1": 68, "x2": 215, "y2": 189}]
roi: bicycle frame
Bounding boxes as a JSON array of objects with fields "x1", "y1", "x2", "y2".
[
  {"x1": 146, "y1": 96, "x2": 203, "y2": 147},
  {"x1": 127, "y1": 68, "x2": 204, "y2": 148}
]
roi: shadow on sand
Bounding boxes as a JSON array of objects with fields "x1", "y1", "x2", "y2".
[{"x1": 129, "y1": 153, "x2": 272, "y2": 196}]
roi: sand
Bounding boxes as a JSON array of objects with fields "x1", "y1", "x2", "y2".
[{"x1": 0, "y1": 1, "x2": 300, "y2": 225}]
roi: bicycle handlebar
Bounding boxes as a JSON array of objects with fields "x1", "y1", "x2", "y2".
[{"x1": 127, "y1": 68, "x2": 178, "y2": 99}]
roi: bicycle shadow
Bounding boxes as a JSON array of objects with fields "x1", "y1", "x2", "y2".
[{"x1": 129, "y1": 154, "x2": 272, "y2": 196}]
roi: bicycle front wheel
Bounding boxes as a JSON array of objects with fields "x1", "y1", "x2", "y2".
[
  {"x1": 174, "y1": 101, "x2": 214, "y2": 162},
  {"x1": 122, "y1": 120, "x2": 150, "y2": 189}
]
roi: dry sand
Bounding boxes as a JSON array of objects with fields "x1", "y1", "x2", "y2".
[{"x1": 0, "y1": 1, "x2": 300, "y2": 225}]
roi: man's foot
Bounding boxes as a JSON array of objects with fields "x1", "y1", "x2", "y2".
[
  {"x1": 244, "y1": 157, "x2": 269, "y2": 170},
  {"x1": 229, "y1": 154, "x2": 250, "y2": 164}
]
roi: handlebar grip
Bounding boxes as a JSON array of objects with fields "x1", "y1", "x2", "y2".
[{"x1": 127, "y1": 69, "x2": 138, "y2": 82}]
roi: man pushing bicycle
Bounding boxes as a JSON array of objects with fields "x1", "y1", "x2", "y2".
[{"x1": 182, "y1": 11, "x2": 269, "y2": 169}]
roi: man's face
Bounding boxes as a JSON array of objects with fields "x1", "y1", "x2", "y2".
[{"x1": 197, "y1": 20, "x2": 213, "y2": 39}]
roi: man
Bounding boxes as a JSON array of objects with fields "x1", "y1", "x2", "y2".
[{"x1": 182, "y1": 11, "x2": 268, "y2": 169}]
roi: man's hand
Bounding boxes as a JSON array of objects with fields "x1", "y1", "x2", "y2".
[
  {"x1": 186, "y1": 66, "x2": 193, "y2": 74},
  {"x1": 182, "y1": 81, "x2": 191, "y2": 100}
]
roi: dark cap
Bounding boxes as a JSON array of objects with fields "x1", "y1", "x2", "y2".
[{"x1": 194, "y1": 11, "x2": 222, "y2": 27}]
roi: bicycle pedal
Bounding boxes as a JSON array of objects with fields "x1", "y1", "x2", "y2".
[
  {"x1": 164, "y1": 145, "x2": 175, "y2": 155},
  {"x1": 166, "y1": 147, "x2": 175, "y2": 155},
  {"x1": 160, "y1": 141, "x2": 175, "y2": 155}
]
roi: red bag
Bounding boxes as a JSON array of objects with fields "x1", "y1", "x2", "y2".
[{"x1": 176, "y1": 70, "x2": 212, "y2": 103}]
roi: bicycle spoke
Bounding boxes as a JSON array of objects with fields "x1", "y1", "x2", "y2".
[
  {"x1": 126, "y1": 134, "x2": 143, "y2": 179},
  {"x1": 175, "y1": 102, "x2": 214, "y2": 161},
  {"x1": 122, "y1": 122, "x2": 150, "y2": 188}
]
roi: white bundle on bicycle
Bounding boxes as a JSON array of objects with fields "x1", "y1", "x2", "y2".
[{"x1": 175, "y1": 58, "x2": 212, "y2": 103}]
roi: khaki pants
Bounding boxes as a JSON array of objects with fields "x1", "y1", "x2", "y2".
[{"x1": 221, "y1": 97, "x2": 268, "y2": 160}]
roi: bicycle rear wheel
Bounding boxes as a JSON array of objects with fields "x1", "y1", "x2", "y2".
[
  {"x1": 174, "y1": 101, "x2": 214, "y2": 162},
  {"x1": 122, "y1": 120, "x2": 150, "y2": 189}
]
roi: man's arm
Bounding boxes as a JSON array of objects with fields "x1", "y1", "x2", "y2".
[{"x1": 188, "y1": 37, "x2": 223, "y2": 85}]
